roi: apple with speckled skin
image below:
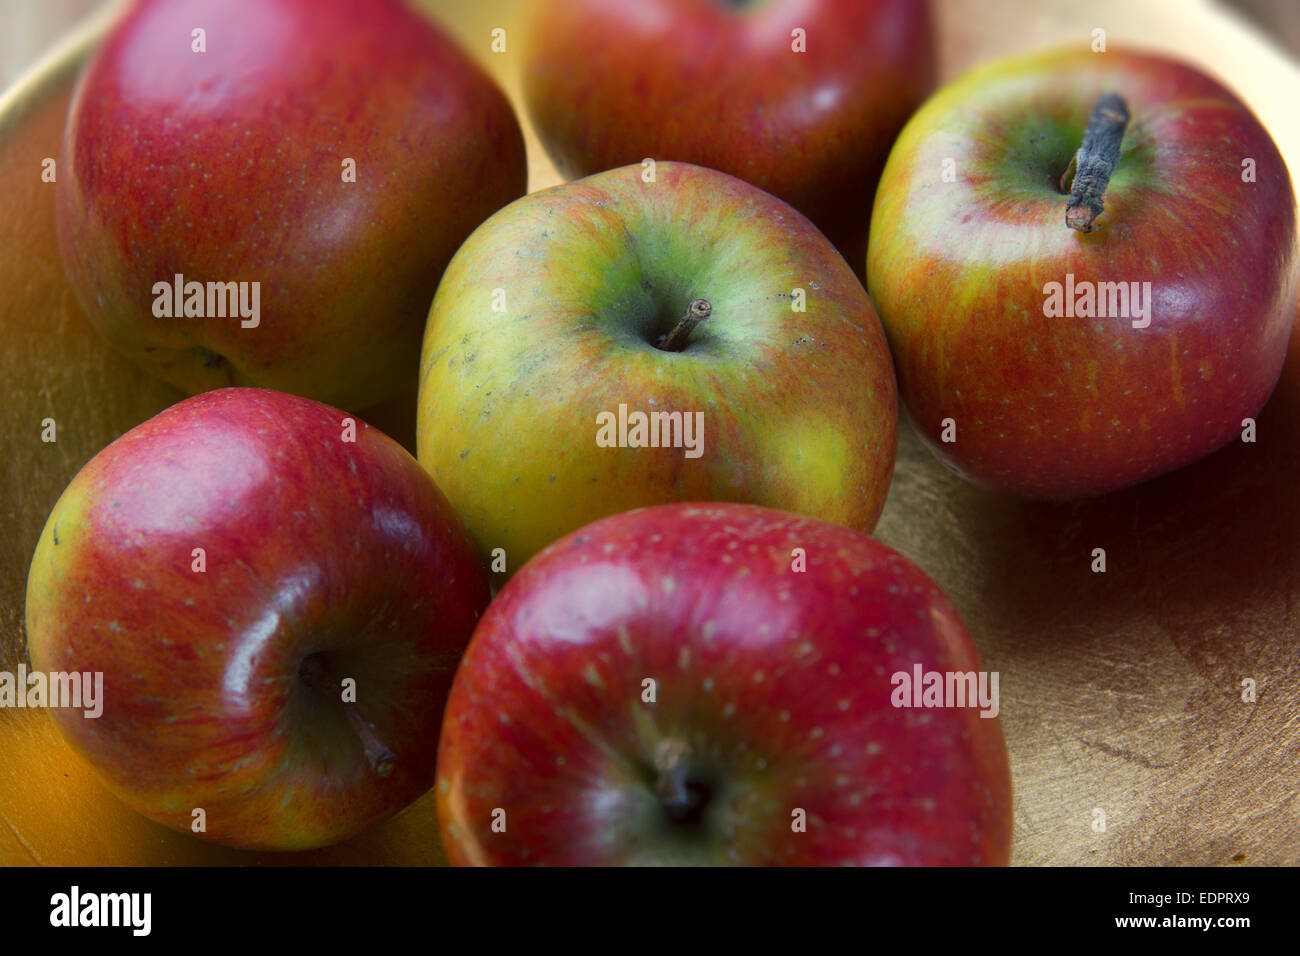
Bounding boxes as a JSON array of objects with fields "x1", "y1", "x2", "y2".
[
  {"x1": 56, "y1": 0, "x2": 526, "y2": 412},
  {"x1": 436, "y1": 502, "x2": 1012, "y2": 866},
  {"x1": 523, "y1": 0, "x2": 934, "y2": 276},
  {"x1": 417, "y1": 162, "x2": 898, "y2": 578},
  {"x1": 867, "y1": 48, "x2": 1299, "y2": 499},
  {"x1": 25, "y1": 388, "x2": 491, "y2": 850}
]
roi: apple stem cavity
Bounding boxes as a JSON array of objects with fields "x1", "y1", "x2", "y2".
[
  {"x1": 654, "y1": 738, "x2": 705, "y2": 823},
  {"x1": 299, "y1": 654, "x2": 396, "y2": 778},
  {"x1": 1063, "y1": 92, "x2": 1129, "y2": 233},
  {"x1": 656, "y1": 299, "x2": 712, "y2": 352}
]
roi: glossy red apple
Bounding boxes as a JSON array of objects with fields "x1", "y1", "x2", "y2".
[
  {"x1": 25, "y1": 388, "x2": 491, "y2": 850},
  {"x1": 522, "y1": 0, "x2": 934, "y2": 273},
  {"x1": 436, "y1": 502, "x2": 1012, "y2": 866},
  {"x1": 867, "y1": 48, "x2": 1300, "y2": 499},
  {"x1": 56, "y1": 0, "x2": 526, "y2": 412}
]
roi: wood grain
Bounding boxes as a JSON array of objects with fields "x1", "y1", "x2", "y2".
[{"x1": 1, "y1": 0, "x2": 1297, "y2": 866}]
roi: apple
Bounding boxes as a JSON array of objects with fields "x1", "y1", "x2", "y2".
[
  {"x1": 436, "y1": 502, "x2": 1013, "y2": 866},
  {"x1": 416, "y1": 161, "x2": 898, "y2": 577},
  {"x1": 24, "y1": 388, "x2": 491, "y2": 850},
  {"x1": 866, "y1": 47, "x2": 1300, "y2": 499},
  {"x1": 522, "y1": 0, "x2": 934, "y2": 275},
  {"x1": 55, "y1": 0, "x2": 526, "y2": 413}
]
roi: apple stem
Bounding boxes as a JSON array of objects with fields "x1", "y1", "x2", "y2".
[
  {"x1": 1063, "y1": 92, "x2": 1129, "y2": 233},
  {"x1": 654, "y1": 738, "x2": 694, "y2": 819},
  {"x1": 299, "y1": 655, "x2": 396, "y2": 778},
  {"x1": 656, "y1": 299, "x2": 712, "y2": 352}
]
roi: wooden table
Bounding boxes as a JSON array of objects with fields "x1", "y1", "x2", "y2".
[{"x1": 2, "y1": 0, "x2": 1297, "y2": 865}]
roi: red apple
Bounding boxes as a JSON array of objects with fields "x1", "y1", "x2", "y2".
[
  {"x1": 24, "y1": 388, "x2": 491, "y2": 850},
  {"x1": 867, "y1": 48, "x2": 1300, "y2": 499},
  {"x1": 522, "y1": 0, "x2": 934, "y2": 274},
  {"x1": 56, "y1": 0, "x2": 526, "y2": 412},
  {"x1": 436, "y1": 502, "x2": 1012, "y2": 866}
]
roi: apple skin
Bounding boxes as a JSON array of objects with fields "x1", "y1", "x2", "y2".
[
  {"x1": 522, "y1": 0, "x2": 934, "y2": 276},
  {"x1": 867, "y1": 47, "x2": 1300, "y2": 499},
  {"x1": 416, "y1": 161, "x2": 898, "y2": 577},
  {"x1": 55, "y1": 0, "x2": 526, "y2": 413},
  {"x1": 436, "y1": 502, "x2": 1012, "y2": 866},
  {"x1": 24, "y1": 388, "x2": 491, "y2": 851}
]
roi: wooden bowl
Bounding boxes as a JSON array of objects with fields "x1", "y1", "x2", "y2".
[{"x1": 2, "y1": 0, "x2": 1297, "y2": 865}]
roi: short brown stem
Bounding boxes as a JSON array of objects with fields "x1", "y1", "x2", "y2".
[
  {"x1": 300, "y1": 655, "x2": 395, "y2": 778},
  {"x1": 654, "y1": 738, "x2": 692, "y2": 816},
  {"x1": 656, "y1": 299, "x2": 712, "y2": 352},
  {"x1": 1064, "y1": 92, "x2": 1129, "y2": 233}
]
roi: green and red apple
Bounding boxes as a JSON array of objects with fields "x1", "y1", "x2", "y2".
[
  {"x1": 522, "y1": 0, "x2": 934, "y2": 273},
  {"x1": 56, "y1": 0, "x2": 526, "y2": 412},
  {"x1": 25, "y1": 388, "x2": 491, "y2": 850},
  {"x1": 867, "y1": 48, "x2": 1299, "y2": 499},
  {"x1": 436, "y1": 502, "x2": 1013, "y2": 866},
  {"x1": 416, "y1": 161, "x2": 898, "y2": 576}
]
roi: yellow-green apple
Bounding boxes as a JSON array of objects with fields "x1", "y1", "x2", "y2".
[
  {"x1": 436, "y1": 502, "x2": 1012, "y2": 866},
  {"x1": 867, "y1": 48, "x2": 1299, "y2": 499},
  {"x1": 55, "y1": 0, "x2": 526, "y2": 412},
  {"x1": 522, "y1": 0, "x2": 934, "y2": 275},
  {"x1": 416, "y1": 162, "x2": 898, "y2": 578},
  {"x1": 24, "y1": 388, "x2": 491, "y2": 850}
]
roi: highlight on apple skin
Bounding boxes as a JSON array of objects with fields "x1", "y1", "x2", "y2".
[
  {"x1": 25, "y1": 388, "x2": 492, "y2": 851},
  {"x1": 435, "y1": 502, "x2": 1013, "y2": 866},
  {"x1": 55, "y1": 0, "x2": 527, "y2": 413},
  {"x1": 867, "y1": 47, "x2": 1299, "y2": 500},
  {"x1": 417, "y1": 161, "x2": 899, "y2": 579}
]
